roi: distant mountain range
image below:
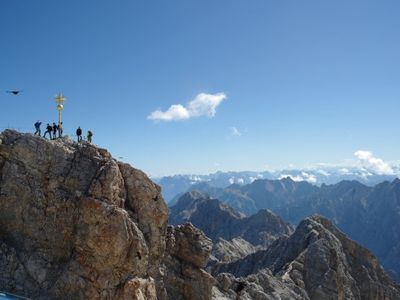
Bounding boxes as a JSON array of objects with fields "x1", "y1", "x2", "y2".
[
  {"x1": 171, "y1": 177, "x2": 400, "y2": 281},
  {"x1": 154, "y1": 168, "x2": 399, "y2": 202}
]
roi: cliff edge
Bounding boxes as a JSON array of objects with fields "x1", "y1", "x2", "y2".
[{"x1": 0, "y1": 130, "x2": 213, "y2": 300}]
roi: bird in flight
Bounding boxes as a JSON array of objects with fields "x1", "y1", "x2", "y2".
[{"x1": 6, "y1": 90, "x2": 23, "y2": 95}]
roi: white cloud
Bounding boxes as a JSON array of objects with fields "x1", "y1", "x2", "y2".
[
  {"x1": 229, "y1": 126, "x2": 242, "y2": 137},
  {"x1": 228, "y1": 177, "x2": 244, "y2": 185},
  {"x1": 339, "y1": 168, "x2": 351, "y2": 175},
  {"x1": 148, "y1": 92, "x2": 227, "y2": 121},
  {"x1": 316, "y1": 169, "x2": 330, "y2": 177},
  {"x1": 189, "y1": 175, "x2": 202, "y2": 182},
  {"x1": 279, "y1": 172, "x2": 317, "y2": 184},
  {"x1": 354, "y1": 150, "x2": 394, "y2": 175}
]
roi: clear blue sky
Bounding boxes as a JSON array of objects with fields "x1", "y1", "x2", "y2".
[{"x1": 1, "y1": 0, "x2": 399, "y2": 176}]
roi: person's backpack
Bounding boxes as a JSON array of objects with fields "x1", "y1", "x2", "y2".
[{"x1": 88, "y1": 131, "x2": 93, "y2": 136}]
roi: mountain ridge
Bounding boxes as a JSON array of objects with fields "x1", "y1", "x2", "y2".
[
  {"x1": 212, "y1": 215, "x2": 400, "y2": 299},
  {"x1": 183, "y1": 177, "x2": 400, "y2": 281},
  {"x1": 155, "y1": 170, "x2": 399, "y2": 203}
]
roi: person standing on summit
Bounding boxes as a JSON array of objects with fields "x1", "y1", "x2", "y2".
[
  {"x1": 52, "y1": 123, "x2": 58, "y2": 140},
  {"x1": 76, "y1": 126, "x2": 82, "y2": 142},
  {"x1": 87, "y1": 130, "x2": 93, "y2": 143},
  {"x1": 58, "y1": 122, "x2": 63, "y2": 138},
  {"x1": 34, "y1": 121, "x2": 42, "y2": 136},
  {"x1": 43, "y1": 123, "x2": 53, "y2": 139}
]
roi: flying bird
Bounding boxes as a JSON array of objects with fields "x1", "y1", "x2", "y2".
[{"x1": 6, "y1": 90, "x2": 23, "y2": 95}]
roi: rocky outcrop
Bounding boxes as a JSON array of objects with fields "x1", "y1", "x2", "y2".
[
  {"x1": 170, "y1": 191, "x2": 293, "y2": 248},
  {"x1": 213, "y1": 270, "x2": 308, "y2": 300},
  {"x1": 0, "y1": 130, "x2": 212, "y2": 299},
  {"x1": 162, "y1": 224, "x2": 214, "y2": 300},
  {"x1": 211, "y1": 237, "x2": 260, "y2": 264},
  {"x1": 213, "y1": 215, "x2": 400, "y2": 300}
]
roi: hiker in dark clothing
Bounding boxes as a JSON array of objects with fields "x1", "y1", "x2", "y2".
[
  {"x1": 43, "y1": 123, "x2": 53, "y2": 139},
  {"x1": 58, "y1": 122, "x2": 63, "y2": 138},
  {"x1": 87, "y1": 130, "x2": 93, "y2": 143},
  {"x1": 34, "y1": 121, "x2": 42, "y2": 136},
  {"x1": 52, "y1": 123, "x2": 58, "y2": 140},
  {"x1": 76, "y1": 126, "x2": 82, "y2": 142}
]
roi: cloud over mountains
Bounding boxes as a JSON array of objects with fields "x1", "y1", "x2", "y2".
[
  {"x1": 354, "y1": 150, "x2": 394, "y2": 175},
  {"x1": 148, "y1": 92, "x2": 227, "y2": 121}
]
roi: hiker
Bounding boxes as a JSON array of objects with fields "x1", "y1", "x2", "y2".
[
  {"x1": 43, "y1": 123, "x2": 53, "y2": 139},
  {"x1": 87, "y1": 130, "x2": 93, "y2": 143},
  {"x1": 58, "y1": 122, "x2": 63, "y2": 138},
  {"x1": 76, "y1": 126, "x2": 82, "y2": 142},
  {"x1": 52, "y1": 123, "x2": 58, "y2": 140},
  {"x1": 34, "y1": 121, "x2": 42, "y2": 136}
]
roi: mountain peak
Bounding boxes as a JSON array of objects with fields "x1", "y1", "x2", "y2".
[
  {"x1": 213, "y1": 214, "x2": 400, "y2": 299},
  {"x1": 0, "y1": 130, "x2": 214, "y2": 299}
]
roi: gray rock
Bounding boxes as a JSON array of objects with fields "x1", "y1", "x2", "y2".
[
  {"x1": 213, "y1": 270, "x2": 308, "y2": 300},
  {"x1": 212, "y1": 237, "x2": 261, "y2": 264},
  {"x1": 161, "y1": 223, "x2": 215, "y2": 300},
  {"x1": 213, "y1": 215, "x2": 400, "y2": 300},
  {"x1": 183, "y1": 178, "x2": 400, "y2": 281},
  {"x1": 0, "y1": 130, "x2": 212, "y2": 299},
  {"x1": 170, "y1": 191, "x2": 294, "y2": 248}
]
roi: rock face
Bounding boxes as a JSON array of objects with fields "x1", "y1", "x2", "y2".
[
  {"x1": 0, "y1": 130, "x2": 213, "y2": 299},
  {"x1": 212, "y1": 238, "x2": 260, "y2": 264},
  {"x1": 162, "y1": 224, "x2": 215, "y2": 300},
  {"x1": 170, "y1": 191, "x2": 293, "y2": 248},
  {"x1": 213, "y1": 215, "x2": 400, "y2": 300},
  {"x1": 213, "y1": 270, "x2": 307, "y2": 300},
  {"x1": 186, "y1": 178, "x2": 400, "y2": 281}
]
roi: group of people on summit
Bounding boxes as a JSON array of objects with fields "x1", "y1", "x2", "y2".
[{"x1": 34, "y1": 121, "x2": 93, "y2": 143}]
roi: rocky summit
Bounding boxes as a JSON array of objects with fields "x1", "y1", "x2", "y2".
[
  {"x1": 1, "y1": 130, "x2": 400, "y2": 300},
  {"x1": 0, "y1": 130, "x2": 213, "y2": 300}
]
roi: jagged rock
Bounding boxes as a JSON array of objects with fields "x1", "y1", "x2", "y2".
[
  {"x1": 0, "y1": 130, "x2": 211, "y2": 300},
  {"x1": 161, "y1": 223, "x2": 215, "y2": 300},
  {"x1": 213, "y1": 270, "x2": 308, "y2": 300},
  {"x1": 212, "y1": 237, "x2": 261, "y2": 264},
  {"x1": 213, "y1": 215, "x2": 400, "y2": 300},
  {"x1": 170, "y1": 191, "x2": 293, "y2": 247},
  {"x1": 115, "y1": 277, "x2": 157, "y2": 300},
  {"x1": 167, "y1": 224, "x2": 212, "y2": 268},
  {"x1": 181, "y1": 178, "x2": 400, "y2": 281},
  {"x1": 170, "y1": 191, "x2": 293, "y2": 270}
]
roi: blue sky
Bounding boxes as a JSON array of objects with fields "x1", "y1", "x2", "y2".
[{"x1": 1, "y1": 0, "x2": 399, "y2": 176}]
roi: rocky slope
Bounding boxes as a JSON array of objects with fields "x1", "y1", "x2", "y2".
[
  {"x1": 0, "y1": 130, "x2": 213, "y2": 300},
  {"x1": 170, "y1": 191, "x2": 293, "y2": 248},
  {"x1": 211, "y1": 238, "x2": 260, "y2": 264},
  {"x1": 187, "y1": 178, "x2": 400, "y2": 280},
  {"x1": 212, "y1": 215, "x2": 400, "y2": 300}
]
